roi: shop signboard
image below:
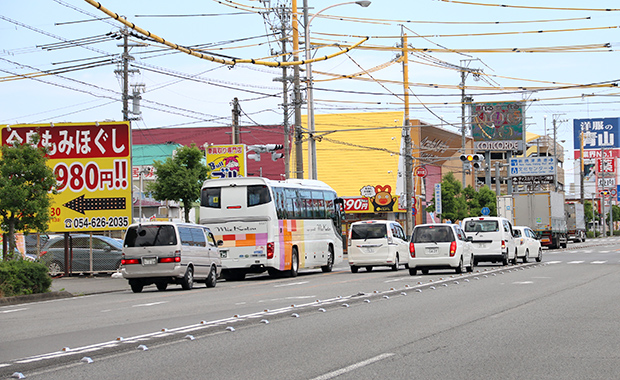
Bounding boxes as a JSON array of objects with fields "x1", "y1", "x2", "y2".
[
  {"x1": 206, "y1": 144, "x2": 247, "y2": 178},
  {"x1": 1, "y1": 122, "x2": 132, "y2": 232},
  {"x1": 471, "y1": 101, "x2": 525, "y2": 152}
]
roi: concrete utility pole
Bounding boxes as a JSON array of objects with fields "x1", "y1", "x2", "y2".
[
  {"x1": 601, "y1": 146, "x2": 606, "y2": 237},
  {"x1": 402, "y1": 30, "x2": 413, "y2": 235},
  {"x1": 278, "y1": 6, "x2": 291, "y2": 179},
  {"x1": 580, "y1": 130, "x2": 585, "y2": 204},
  {"x1": 291, "y1": 0, "x2": 304, "y2": 179},
  {"x1": 231, "y1": 97, "x2": 240, "y2": 144}
]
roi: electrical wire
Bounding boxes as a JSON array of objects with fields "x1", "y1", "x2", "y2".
[
  {"x1": 84, "y1": 0, "x2": 370, "y2": 67},
  {"x1": 438, "y1": 1, "x2": 620, "y2": 12}
]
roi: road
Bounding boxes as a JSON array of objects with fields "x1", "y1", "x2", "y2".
[{"x1": 1, "y1": 238, "x2": 620, "y2": 379}]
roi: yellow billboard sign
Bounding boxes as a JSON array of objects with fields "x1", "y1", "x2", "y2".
[
  {"x1": 206, "y1": 144, "x2": 247, "y2": 178},
  {"x1": 1, "y1": 122, "x2": 132, "y2": 232}
]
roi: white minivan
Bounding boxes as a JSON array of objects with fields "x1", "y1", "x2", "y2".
[
  {"x1": 347, "y1": 220, "x2": 409, "y2": 273},
  {"x1": 121, "y1": 222, "x2": 222, "y2": 293},
  {"x1": 462, "y1": 216, "x2": 518, "y2": 266}
]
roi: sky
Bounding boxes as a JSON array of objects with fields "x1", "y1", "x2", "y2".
[{"x1": 2, "y1": 0, "x2": 620, "y2": 186}]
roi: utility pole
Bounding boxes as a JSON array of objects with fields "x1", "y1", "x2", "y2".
[
  {"x1": 121, "y1": 28, "x2": 129, "y2": 121},
  {"x1": 279, "y1": 6, "x2": 291, "y2": 179},
  {"x1": 292, "y1": 0, "x2": 304, "y2": 179},
  {"x1": 457, "y1": 60, "x2": 481, "y2": 187},
  {"x1": 601, "y1": 146, "x2": 606, "y2": 237},
  {"x1": 580, "y1": 130, "x2": 585, "y2": 204},
  {"x1": 231, "y1": 97, "x2": 240, "y2": 144},
  {"x1": 401, "y1": 30, "x2": 413, "y2": 235}
]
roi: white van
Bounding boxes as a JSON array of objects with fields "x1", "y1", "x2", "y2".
[
  {"x1": 121, "y1": 222, "x2": 222, "y2": 293},
  {"x1": 347, "y1": 220, "x2": 409, "y2": 273},
  {"x1": 462, "y1": 216, "x2": 518, "y2": 266}
]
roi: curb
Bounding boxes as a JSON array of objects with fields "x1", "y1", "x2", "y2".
[{"x1": 0, "y1": 291, "x2": 74, "y2": 306}]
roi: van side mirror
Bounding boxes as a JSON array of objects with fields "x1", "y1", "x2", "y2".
[
  {"x1": 217, "y1": 240, "x2": 224, "y2": 246},
  {"x1": 466, "y1": 236, "x2": 473, "y2": 242}
]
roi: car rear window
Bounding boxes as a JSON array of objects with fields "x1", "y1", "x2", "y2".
[
  {"x1": 464, "y1": 220, "x2": 499, "y2": 233},
  {"x1": 412, "y1": 226, "x2": 454, "y2": 243},
  {"x1": 124, "y1": 225, "x2": 177, "y2": 247},
  {"x1": 351, "y1": 223, "x2": 387, "y2": 240}
]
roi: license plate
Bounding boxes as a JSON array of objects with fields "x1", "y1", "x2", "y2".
[
  {"x1": 363, "y1": 247, "x2": 375, "y2": 253},
  {"x1": 142, "y1": 257, "x2": 157, "y2": 265},
  {"x1": 477, "y1": 243, "x2": 487, "y2": 249},
  {"x1": 426, "y1": 247, "x2": 438, "y2": 255}
]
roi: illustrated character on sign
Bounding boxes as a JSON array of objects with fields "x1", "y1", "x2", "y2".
[{"x1": 371, "y1": 185, "x2": 397, "y2": 212}]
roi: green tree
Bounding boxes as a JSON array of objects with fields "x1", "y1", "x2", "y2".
[
  {"x1": 426, "y1": 173, "x2": 497, "y2": 222},
  {"x1": 584, "y1": 200, "x2": 599, "y2": 230},
  {"x1": 146, "y1": 144, "x2": 209, "y2": 223},
  {"x1": 0, "y1": 136, "x2": 57, "y2": 260}
]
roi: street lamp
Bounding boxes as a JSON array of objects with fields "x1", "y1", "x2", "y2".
[{"x1": 305, "y1": 0, "x2": 371, "y2": 180}]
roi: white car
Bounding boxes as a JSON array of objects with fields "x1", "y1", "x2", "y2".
[
  {"x1": 408, "y1": 223, "x2": 474, "y2": 275},
  {"x1": 347, "y1": 220, "x2": 409, "y2": 273},
  {"x1": 462, "y1": 216, "x2": 518, "y2": 266},
  {"x1": 513, "y1": 226, "x2": 542, "y2": 263}
]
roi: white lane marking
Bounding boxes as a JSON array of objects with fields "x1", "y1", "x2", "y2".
[
  {"x1": 310, "y1": 353, "x2": 395, "y2": 380},
  {"x1": 513, "y1": 281, "x2": 534, "y2": 285},
  {"x1": 545, "y1": 261, "x2": 562, "y2": 264},
  {"x1": 274, "y1": 281, "x2": 309, "y2": 287},
  {"x1": 591, "y1": 261, "x2": 608, "y2": 264},
  {"x1": 0, "y1": 363, "x2": 10, "y2": 368},
  {"x1": 132, "y1": 301, "x2": 167, "y2": 308},
  {"x1": 568, "y1": 261, "x2": 584, "y2": 264},
  {"x1": 1, "y1": 308, "x2": 27, "y2": 314}
]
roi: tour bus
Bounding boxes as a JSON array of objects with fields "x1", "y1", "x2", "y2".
[{"x1": 200, "y1": 177, "x2": 344, "y2": 280}]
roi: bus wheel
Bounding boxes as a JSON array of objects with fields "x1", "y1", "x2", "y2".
[
  {"x1": 289, "y1": 248, "x2": 299, "y2": 277},
  {"x1": 322, "y1": 247, "x2": 334, "y2": 273}
]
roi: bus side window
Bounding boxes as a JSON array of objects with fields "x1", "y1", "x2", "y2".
[
  {"x1": 273, "y1": 187, "x2": 286, "y2": 219},
  {"x1": 248, "y1": 185, "x2": 271, "y2": 207},
  {"x1": 299, "y1": 190, "x2": 311, "y2": 219},
  {"x1": 312, "y1": 190, "x2": 326, "y2": 219},
  {"x1": 285, "y1": 188, "x2": 299, "y2": 219}
]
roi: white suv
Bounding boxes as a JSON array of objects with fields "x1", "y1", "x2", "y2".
[
  {"x1": 462, "y1": 216, "x2": 518, "y2": 266},
  {"x1": 347, "y1": 220, "x2": 409, "y2": 273}
]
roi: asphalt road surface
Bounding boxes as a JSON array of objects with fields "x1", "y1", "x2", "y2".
[{"x1": 2, "y1": 238, "x2": 619, "y2": 379}]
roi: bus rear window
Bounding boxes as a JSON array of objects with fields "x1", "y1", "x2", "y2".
[
  {"x1": 247, "y1": 185, "x2": 271, "y2": 207},
  {"x1": 201, "y1": 187, "x2": 221, "y2": 208}
]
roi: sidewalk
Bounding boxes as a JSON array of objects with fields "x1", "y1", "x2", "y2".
[
  {"x1": 1, "y1": 273, "x2": 129, "y2": 306},
  {"x1": 50, "y1": 272, "x2": 129, "y2": 295}
]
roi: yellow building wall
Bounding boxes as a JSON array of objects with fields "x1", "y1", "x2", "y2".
[{"x1": 303, "y1": 111, "x2": 413, "y2": 197}]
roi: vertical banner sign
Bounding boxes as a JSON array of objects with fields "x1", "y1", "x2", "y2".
[
  {"x1": 206, "y1": 144, "x2": 247, "y2": 178},
  {"x1": 1, "y1": 122, "x2": 132, "y2": 232},
  {"x1": 434, "y1": 183, "x2": 442, "y2": 215}
]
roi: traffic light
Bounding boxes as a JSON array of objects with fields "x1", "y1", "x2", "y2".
[
  {"x1": 271, "y1": 152, "x2": 284, "y2": 161},
  {"x1": 460, "y1": 154, "x2": 484, "y2": 169}
]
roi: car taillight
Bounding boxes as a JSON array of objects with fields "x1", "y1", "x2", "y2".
[
  {"x1": 348, "y1": 229, "x2": 352, "y2": 247},
  {"x1": 449, "y1": 241, "x2": 457, "y2": 257},
  {"x1": 158, "y1": 257, "x2": 180, "y2": 263},
  {"x1": 388, "y1": 236, "x2": 393, "y2": 244},
  {"x1": 267, "y1": 242, "x2": 274, "y2": 259},
  {"x1": 122, "y1": 258, "x2": 140, "y2": 265},
  {"x1": 501, "y1": 240, "x2": 506, "y2": 249},
  {"x1": 409, "y1": 242, "x2": 415, "y2": 258}
]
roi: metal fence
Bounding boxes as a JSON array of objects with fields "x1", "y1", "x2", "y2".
[{"x1": 36, "y1": 231, "x2": 124, "y2": 276}]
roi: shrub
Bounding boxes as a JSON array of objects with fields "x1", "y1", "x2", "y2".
[{"x1": 0, "y1": 259, "x2": 52, "y2": 297}]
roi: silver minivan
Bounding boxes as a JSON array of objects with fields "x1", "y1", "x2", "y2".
[
  {"x1": 347, "y1": 220, "x2": 409, "y2": 273},
  {"x1": 121, "y1": 222, "x2": 222, "y2": 293}
]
